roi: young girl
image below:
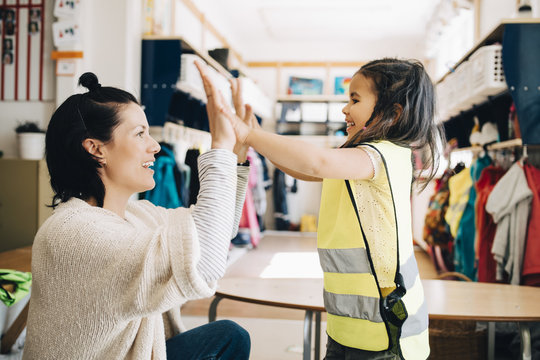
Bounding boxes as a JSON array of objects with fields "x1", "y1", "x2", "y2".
[
  {"x1": 23, "y1": 72, "x2": 251, "y2": 359},
  {"x1": 197, "y1": 59, "x2": 442, "y2": 359}
]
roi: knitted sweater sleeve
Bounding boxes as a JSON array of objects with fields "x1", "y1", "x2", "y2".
[{"x1": 190, "y1": 149, "x2": 249, "y2": 282}]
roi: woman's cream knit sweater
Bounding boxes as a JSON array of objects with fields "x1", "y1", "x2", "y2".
[{"x1": 23, "y1": 149, "x2": 248, "y2": 359}]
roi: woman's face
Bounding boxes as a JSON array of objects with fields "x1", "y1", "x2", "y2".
[
  {"x1": 99, "y1": 103, "x2": 160, "y2": 197},
  {"x1": 342, "y1": 73, "x2": 377, "y2": 141}
]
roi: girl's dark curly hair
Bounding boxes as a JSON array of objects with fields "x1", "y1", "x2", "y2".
[{"x1": 342, "y1": 58, "x2": 445, "y2": 187}]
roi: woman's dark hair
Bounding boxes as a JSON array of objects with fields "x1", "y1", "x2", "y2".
[
  {"x1": 342, "y1": 58, "x2": 445, "y2": 188},
  {"x1": 46, "y1": 72, "x2": 138, "y2": 208}
]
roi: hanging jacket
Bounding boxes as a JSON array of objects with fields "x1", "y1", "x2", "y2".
[
  {"x1": 238, "y1": 149, "x2": 261, "y2": 247},
  {"x1": 486, "y1": 162, "x2": 532, "y2": 284},
  {"x1": 273, "y1": 168, "x2": 290, "y2": 230},
  {"x1": 317, "y1": 141, "x2": 429, "y2": 359},
  {"x1": 445, "y1": 167, "x2": 473, "y2": 238},
  {"x1": 185, "y1": 148, "x2": 201, "y2": 206},
  {"x1": 475, "y1": 165, "x2": 506, "y2": 283},
  {"x1": 522, "y1": 163, "x2": 540, "y2": 286},
  {"x1": 454, "y1": 155, "x2": 491, "y2": 280},
  {"x1": 145, "y1": 146, "x2": 182, "y2": 209},
  {"x1": 250, "y1": 150, "x2": 267, "y2": 218},
  {"x1": 423, "y1": 168, "x2": 454, "y2": 250}
]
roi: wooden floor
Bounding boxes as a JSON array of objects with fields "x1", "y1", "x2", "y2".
[{"x1": 181, "y1": 231, "x2": 439, "y2": 320}]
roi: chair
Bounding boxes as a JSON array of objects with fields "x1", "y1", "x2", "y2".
[{"x1": 1, "y1": 300, "x2": 29, "y2": 354}]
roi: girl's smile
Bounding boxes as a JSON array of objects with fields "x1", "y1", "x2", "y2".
[{"x1": 342, "y1": 73, "x2": 377, "y2": 141}]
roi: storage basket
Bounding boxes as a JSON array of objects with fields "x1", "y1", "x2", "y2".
[
  {"x1": 453, "y1": 60, "x2": 474, "y2": 111},
  {"x1": 179, "y1": 53, "x2": 231, "y2": 102},
  {"x1": 300, "y1": 102, "x2": 328, "y2": 122},
  {"x1": 442, "y1": 72, "x2": 461, "y2": 119},
  {"x1": 428, "y1": 272, "x2": 487, "y2": 360},
  {"x1": 328, "y1": 102, "x2": 347, "y2": 123},
  {"x1": 468, "y1": 44, "x2": 506, "y2": 104},
  {"x1": 435, "y1": 80, "x2": 449, "y2": 121},
  {"x1": 179, "y1": 53, "x2": 205, "y2": 94},
  {"x1": 429, "y1": 319, "x2": 487, "y2": 360}
]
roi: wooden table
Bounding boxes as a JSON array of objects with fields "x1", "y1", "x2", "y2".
[
  {"x1": 0, "y1": 246, "x2": 32, "y2": 272},
  {"x1": 209, "y1": 277, "x2": 540, "y2": 360},
  {"x1": 209, "y1": 278, "x2": 324, "y2": 360}
]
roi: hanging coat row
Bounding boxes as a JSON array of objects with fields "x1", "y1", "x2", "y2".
[{"x1": 423, "y1": 144, "x2": 540, "y2": 286}]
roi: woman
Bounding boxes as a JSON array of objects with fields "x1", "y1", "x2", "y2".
[{"x1": 23, "y1": 71, "x2": 251, "y2": 359}]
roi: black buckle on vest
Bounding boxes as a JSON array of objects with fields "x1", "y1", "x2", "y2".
[{"x1": 382, "y1": 274, "x2": 408, "y2": 328}]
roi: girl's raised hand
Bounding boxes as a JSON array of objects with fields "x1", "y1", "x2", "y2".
[
  {"x1": 230, "y1": 78, "x2": 261, "y2": 131},
  {"x1": 194, "y1": 61, "x2": 236, "y2": 151},
  {"x1": 229, "y1": 78, "x2": 261, "y2": 162}
]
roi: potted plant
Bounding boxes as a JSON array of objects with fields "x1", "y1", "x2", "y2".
[{"x1": 15, "y1": 121, "x2": 46, "y2": 160}]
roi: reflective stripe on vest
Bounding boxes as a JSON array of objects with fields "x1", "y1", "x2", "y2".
[
  {"x1": 317, "y1": 141, "x2": 429, "y2": 358},
  {"x1": 318, "y1": 176, "x2": 388, "y2": 351}
]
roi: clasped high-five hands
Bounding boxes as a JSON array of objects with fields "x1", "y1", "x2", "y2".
[{"x1": 194, "y1": 61, "x2": 260, "y2": 163}]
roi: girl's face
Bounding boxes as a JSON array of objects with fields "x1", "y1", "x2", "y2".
[
  {"x1": 99, "y1": 103, "x2": 161, "y2": 197},
  {"x1": 342, "y1": 73, "x2": 377, "y2": 141}
]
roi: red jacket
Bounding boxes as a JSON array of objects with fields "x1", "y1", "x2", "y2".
[
  {"x1": 475, "y1": 166, "x2": 506, "y2": 283},
  {"x1": 523, "y1": 163, "x2": 540, "y2": 286}
]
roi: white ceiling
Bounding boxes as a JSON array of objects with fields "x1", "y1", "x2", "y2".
[{"x1": 199, "y1": 0, "x2": 441, "y2": 62}]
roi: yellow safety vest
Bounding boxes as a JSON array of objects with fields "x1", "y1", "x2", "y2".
[{"x1": 317, "y1": 141, "x2": 429, "y2": 359}]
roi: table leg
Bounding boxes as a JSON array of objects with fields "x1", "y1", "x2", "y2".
[
  {"x1": 208, "y1": 295, "x2": 223, "y2": 322},
  {"x1": 315, "y1": 311, "x2": 321, "y2": 360},
  {"x1": 304, "y1": 310, "x2": 313, "y2": 360},
  {"x1": 488, "y1": 322, "x2": 495, "y2": 360},
  {"x1": 519, "y1": 322, "x2": 531, "y2": 360}
]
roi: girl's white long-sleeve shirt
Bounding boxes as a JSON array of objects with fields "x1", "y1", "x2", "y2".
[{"x1": 23, "y1": 149, "x2": 248, "y2": 360}]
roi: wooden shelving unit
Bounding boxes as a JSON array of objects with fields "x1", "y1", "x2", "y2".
[
  {"x1": 276, "y1": 95, "x2": 347, "y2": 136},
  {"x1": 437, "y1": 17, "x2": 540, "y2": 84},
  {"x1": 142, "y1": 35, "x2": 232, "y2": 79}
]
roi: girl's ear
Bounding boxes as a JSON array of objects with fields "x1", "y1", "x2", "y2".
[{"x1": 82, "y1": 138, "x2": 106, "y2": 165}]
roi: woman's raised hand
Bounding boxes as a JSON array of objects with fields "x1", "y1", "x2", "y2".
[{"x1": 194, "y1": 61, "x2": 236, "y2": 151}]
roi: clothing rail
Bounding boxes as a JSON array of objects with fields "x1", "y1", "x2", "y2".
[
  {"x1": 163, "y1": 122, "x2": 211, "y2": 146},
  {"x1": 162, "y1": 122, "x2": 212, "y2": 163},
  {"x1": 448, "y1": 138, "x2": 540, "y2": 170},
  {"x1": 450, "y1": 138, "x2": 523, "y2": 154},
  {"x1": 447, "y1": 139, "x2": 523, "y2": 170}
]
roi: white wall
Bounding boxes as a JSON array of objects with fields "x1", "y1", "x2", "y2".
[
  {"x1": 479, "y1": 0, "x2": 518, "y2": 38},
  {"x1": 80, "y1": 0, "x2": 142, "y2": 97},
  {"x1": 0, "y1": 0, "x2": 55, "y2": 158}
]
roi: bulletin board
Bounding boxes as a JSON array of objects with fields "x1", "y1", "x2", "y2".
[{"x1": 0, "y1": 0, "x2": 46, "y2": 101}]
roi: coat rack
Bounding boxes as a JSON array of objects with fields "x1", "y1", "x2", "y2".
[{"x1": 162, "y1": 121, "x2": 211, "y2": 163}]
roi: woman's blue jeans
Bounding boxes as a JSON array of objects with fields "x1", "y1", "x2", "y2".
[{"x1": 166, "y1": 320, "x2": 250, "y2": 359}]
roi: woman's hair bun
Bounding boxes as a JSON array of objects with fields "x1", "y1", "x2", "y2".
[{"x1": 78, "y1": 72, "x2": 101, "y2": 92}]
